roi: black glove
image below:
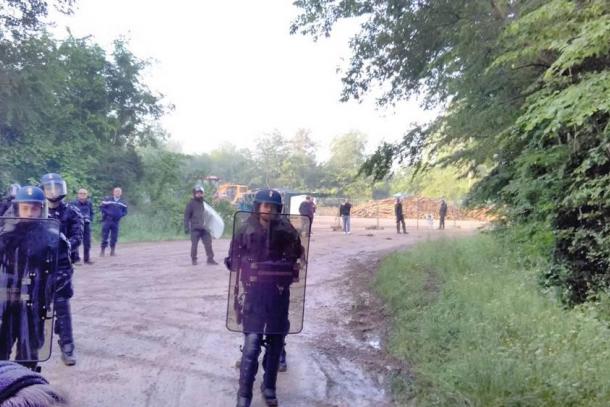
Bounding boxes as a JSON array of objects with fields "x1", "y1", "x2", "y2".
[
  {"x1": 184, "y1": 228, "x2": 189, "y2": 235},
  {"x1": 224, "y1": 257, "x2": 232, "y2": 270}
]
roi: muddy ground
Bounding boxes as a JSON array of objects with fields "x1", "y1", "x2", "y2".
[{"x1": 43, "y1": 216, "x2": 482, "y2": 407}]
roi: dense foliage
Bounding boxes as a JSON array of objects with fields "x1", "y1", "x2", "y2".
[{"x1": 293, "y1": 0, "x2": 610, "y2": 304}]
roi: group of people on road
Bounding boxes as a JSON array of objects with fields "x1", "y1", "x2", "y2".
[
  {"x1": 336, "y1": 196, "x2": 449, "y2": 236},
  {"x1": 0, "y1": 177, "x2": 128, "y2": 371}
]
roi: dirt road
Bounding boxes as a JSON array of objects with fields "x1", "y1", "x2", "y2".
[{"x1": 43, "y1": 216, "x2": 482, "y2": 407}]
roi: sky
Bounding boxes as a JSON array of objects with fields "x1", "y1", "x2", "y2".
[{"x1": 51, "y1": 0, "x2": 437, "y2": 158}]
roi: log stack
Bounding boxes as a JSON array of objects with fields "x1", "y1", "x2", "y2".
[{"x1": 350, "y1": 197, "x2": 494, "y2": 221}]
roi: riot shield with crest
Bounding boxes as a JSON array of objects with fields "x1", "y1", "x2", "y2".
[
  {"x1": 0, "y1": 217, "x2": 59, "y2": 363},
  {"x1": 226, "y1": 211, "x2": 310, "y2": 335}
]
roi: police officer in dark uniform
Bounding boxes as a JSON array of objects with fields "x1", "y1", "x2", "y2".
[
  {"x1": 226, "y1": 189, "x2": 304, "y2": 407},
  {"x1": 0, "y1": 186, "x2": 60, "y2": 369},
  {"x1": 71, "y1": 188, "x2": 94, "y2": 264},
  {"x1": 0, "y1": 184, "x2": 20, "y2": 216},
  {"x1": 99, "y1": 187, "x2": 127, "y2": 256},
  {"x1": 40, "y1": 173, "x2": 83, "y2": 366}
]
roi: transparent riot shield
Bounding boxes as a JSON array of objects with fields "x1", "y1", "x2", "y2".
[
  {"x1": 226, "y1": 211, "x2": 310, "y2": 335},
  {"x1": 0, "y1": 218, "x2": 59, "y2": 363}
]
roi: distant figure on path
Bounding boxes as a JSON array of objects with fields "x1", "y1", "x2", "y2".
[
  {"x1": 339, "y1": 198, "x2": 352, "y2": 234},
  {"x1": 100, "y1": 187, "x2": 127, "y2": 256},
  {"x1": 439, "y1": 199, "x2": 448, "y2": 230},
  {"x1": 394, "y1": 197, "x2": 407, "y2": 234}
]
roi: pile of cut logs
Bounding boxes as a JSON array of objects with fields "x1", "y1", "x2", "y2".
[{"x1": 350, "y1": 197, "x2": 494, "y2": 221}]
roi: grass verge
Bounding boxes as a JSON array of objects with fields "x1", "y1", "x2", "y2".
[{"x1": 376, "y1": 233, "x2": 610, "y2": 406}]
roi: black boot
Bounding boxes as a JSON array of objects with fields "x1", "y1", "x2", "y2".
[
  {"x1": 260, "y1": 383, "x2": 278, "y2": 407},
  {"x1": 238, "y1": 334, "x2": 262, "y2": 402},
  {"x1": 207, "y1": 258, "x2": 218, "y2": 265},
  {"x1": 60, "y1": 343, "x2": 76, "y2": 366},
  {"x1": 110, "y1": 247, "x2": 116, "y2": 256},
  {"x1": 100, "y1": 247, "x2": 105, "y2": 257},
  {"x1": 236, "y1": 396, "x2": 251, "y2": 407}
]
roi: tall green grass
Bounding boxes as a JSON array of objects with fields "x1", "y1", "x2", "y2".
[{"x1": 377, "y1": 234, "x2": 610, "y2": 406}]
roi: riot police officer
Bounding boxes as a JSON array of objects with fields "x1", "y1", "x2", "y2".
[
  {"x1": 226, "y1": 189, "x2": 306, "y2": 407},
  {"x1": 0, "y1": 184, "x2": 20, "y2": 216},
  {"x1": 40, "y1": 173, "x2": 83, "y2": 366},
  {"x1": 99, "y1": 187, "x2": 128, "y2": 256},
  {"x1": 0, "y1": 186, "x2": 60, "y2": 369}
]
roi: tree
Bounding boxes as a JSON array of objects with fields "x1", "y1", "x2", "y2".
[{"x1": 294, "y1": 0, "x2": 610, "y2": 303}]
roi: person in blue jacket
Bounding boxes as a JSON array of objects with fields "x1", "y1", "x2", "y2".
[
  {"x1": 99, "y1": 187, "x2": 127, "y2": 257},
  {"x1": 71, "y1": 188, "x2": 94, "y2": 264}
]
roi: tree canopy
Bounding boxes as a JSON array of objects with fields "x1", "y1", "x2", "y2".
[{"x1": 293, "y1": 0, "x2": 610, "y2": 304}]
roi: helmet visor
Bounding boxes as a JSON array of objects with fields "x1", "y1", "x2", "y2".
[{"x1": 42, "y1": 180, "x2": 67, "y2": 200}]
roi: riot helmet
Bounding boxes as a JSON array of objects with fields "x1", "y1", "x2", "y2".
[
  {"x1": 40, "y1": 173, "x2": 67, "y2": 202},
  {"x1": 7, "y1": 183, "x2": 20, "y2": 198},
  {"x1": 13, "y1": 186, "x2": 46, "y2": 218},
  {"x1": 253, "y1": 189, "x2": 283, "y2": 213}
]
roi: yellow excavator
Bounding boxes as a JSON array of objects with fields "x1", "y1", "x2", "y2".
[{"x1": 217, "y1": 183, "x2": 249, "y2": 205}]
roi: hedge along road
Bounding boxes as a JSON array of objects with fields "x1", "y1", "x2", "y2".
[{"x1": 43, "y1": 215, "x2": 483, "y2": 407}]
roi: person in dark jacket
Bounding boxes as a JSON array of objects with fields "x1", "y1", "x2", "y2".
[
  {"x1": 99, "y1": 187, "x2": 127, "y2": 256},
  {"x1": 298, "y1": 196, "x2": 315, "y2": 232},
  {"x1": 439, "y1": 199, "x2": 448, "y2": 230},
  {"x1": 71, "y1": 188, "x2": 94, "y2": 264},
  {"x1": 226, "y1": 189, "x2": 304, "y2": 407},
  {"x1": 394, "y1": 197, "x2": 407, "y2": 234},
  {"x1": 40, "y1": 173, "x2": 83, "y2": 367},
  {"x1": 184, "y1": 186, "x2": 217, "y2": 266},
  {"x1": 0, "y1": 184, "x2": 20, "y2": 217},
  {"x1": 339, "y1": 198, "x2": 352, "y2": 234},
  {"x1": 0, "y1": 186, "x2": 60, "y2": 370}
]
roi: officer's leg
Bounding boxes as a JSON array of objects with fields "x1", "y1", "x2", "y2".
[
  {"x1": 238, "y1": 333, "x2": 263, "y2": 405},
  {"x1": 202, "y1": 230, "x2": 216, "y2": 264},
  {"x1": 401, "y1": 219, "x2": 407, "y2": 234},
  {"x1": 279, "y1": 343, "x2": 287, "y2": 372},
  {"x1": 100, "y1": 221, "x2": 110, "y2": 255},
  {"x1": 190, "y1": 230, "x2": 200, "y2": 264},
  {"x1": 109, "y1": 221, "x2": 119, "y2": 255},
  {"x1": 396, "y1": 219, "x2": 401, "y2": 234},
  {"x1": 261, "y1": 334, "x2": 284, "y2": 406},
  {"x1": 83, "y1": 223, "x2": 91, "y2": 263},
  {"x1": 0, "y1": 306, "x2": 16, "y2": 360},
  {"x1": 54, "y1": 270, "x2": 76, "y2": 366}
]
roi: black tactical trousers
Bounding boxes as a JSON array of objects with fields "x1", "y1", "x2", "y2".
[
  {"x1": 190, "y1": 229, "x2": 214, "y2": 261},
  {"x1": 396, "y1": 217, "x2": 406, "y2": 233},
  {"x1": 238, "y1": 333, "x2": 284, "y2": 399}
]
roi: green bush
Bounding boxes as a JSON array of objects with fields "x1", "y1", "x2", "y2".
[{"x1": 377, "y1": 233, "x2": 610, "y2": 406}]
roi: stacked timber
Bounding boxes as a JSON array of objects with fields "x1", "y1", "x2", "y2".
[{"x1": 350, "y1": 197, "x2": 494, "y2": 221}]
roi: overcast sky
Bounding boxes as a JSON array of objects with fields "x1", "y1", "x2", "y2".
[{"x1": 52, "y1": 0, "x2": 437, "y2": 158}]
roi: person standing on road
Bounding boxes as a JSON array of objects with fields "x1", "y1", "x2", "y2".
[
  {"x1": 99, "y1": 187, "x2": 127, "y2": 256},
  {"x1": 339, "y1": 198, "x2": 352, "y2": 234},
  {"x1": 439, "y1": 199, "x2": 448, "y2": 230},
  {"x1": 184, "y1": 186, "x2": 217, "y2": 266},
  {"x1": 298, "y1": 196, "x2": 315, "y2": 232},
  {"x1": 40, "y1": 173, "x2": 83, "y2": 366},
  {"x1": 225, "y1": 189, "x2": 304, "y2": 407},
  {"x1": 394, "y1": 197, "x2": 407, "y2": 234},
  {"x1": 0, "y1": 184, "x2": 20, "y2": 217},
  {"x1": 71, "y1": 188, "x2": 94, "y2": 265}
]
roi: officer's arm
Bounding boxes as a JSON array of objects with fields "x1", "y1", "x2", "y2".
[
  {"x1": 184, "y1": 203, "x2": 191, "y2": 233},
  {"x1": 122, "y1": 201, "x2": 128, "y2": 218},
  {"x1": 89, "y1": 201, "x2": 94, "y2": 222}
]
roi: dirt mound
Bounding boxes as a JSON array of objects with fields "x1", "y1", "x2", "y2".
[{"x1": 351, "y1": 197, "x2": 494, "y2": 221}]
